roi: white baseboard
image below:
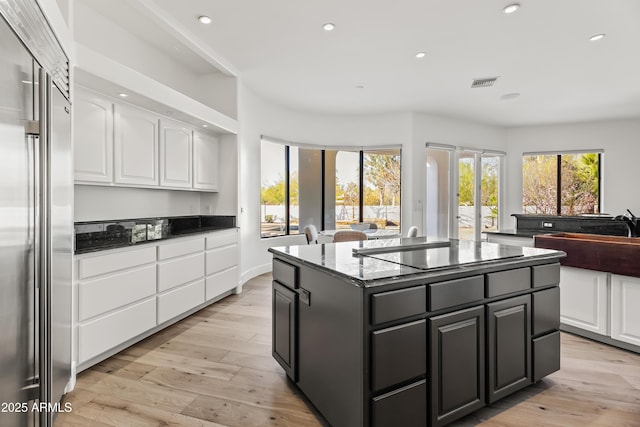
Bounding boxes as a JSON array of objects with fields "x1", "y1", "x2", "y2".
[
  {"x1": 241, "y1": 263, "x2": 271, "y2": 285},
  {"x1": 64, "y1": 361, "x2": 77, "y2": 394}
]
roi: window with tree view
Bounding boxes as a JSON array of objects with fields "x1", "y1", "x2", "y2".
[
  {"x1": 522, "y1": 152, "x2": 601, "y2": 215},
  {"x1": 261, "y1": 138, "x2": 401, "y2": 238}
]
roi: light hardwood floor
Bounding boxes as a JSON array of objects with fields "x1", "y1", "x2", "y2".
[{"x1": 57, "y1": 273, "x2": 640, "y2": 426}]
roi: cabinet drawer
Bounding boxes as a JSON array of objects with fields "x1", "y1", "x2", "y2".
[
  {"x1": 532, "y1": 263, "x2": 560, "y2": 288},
  {"x1": 157, "y1": 237, "x2": 204, "y2": 260},
  {"x1": 429, "y1": 276, "x2": 484, "y2": 311},
  {"x1": 372, "y1": 286, "x2": 426, "y2": 325},
  {"x1": 206, "y1": 245, "x2": 238, "y2": 275},
  {"x1": 157, "y1": 253, "x2": 205, "y2": 292},
  {"x1": 206, "y1": 229, "x2": 238, "y2": 249},
  {"x1": 486, "y1": 267, "x2": 531, "y2": 297},
  {"x1": 371, "y1": 319, "x2": 426, "y2": 392},
  {"x1": 272, "y1": 258, "x2": 297, "y2": 289},
  {"x1": 78, "y1": 246, "x2": 156, "y2": 279},
  {"x1": 532, "y1": 287, "x2": 560, "y2": 336},
  {"x1": 372, "y1": 380, "x2": 427, "y2": 427},
  {"x1": 532, "y1": 331, "x2": 560, "y2": 381},
  {"x1": 206, "y1": 267, "x2": 238, "y2": 301},
  {"x1": 78, "y1": 297, "x2": 156, "y2": 363},
  {"x1": 157, "y1": 280, "x2": 205, "y2": 324},
  {"x1": 79, "y1": 265, "x2": 156, "y2": 321}
]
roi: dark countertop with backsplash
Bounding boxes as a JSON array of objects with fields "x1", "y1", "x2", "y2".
[
  {"x1": 484, "y1": 214, "x2": 630, "y2": 239},
  {"x1": 75, "y1": 215, "x2": 236, "y2": 254}
]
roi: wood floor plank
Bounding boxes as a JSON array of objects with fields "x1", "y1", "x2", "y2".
[
  {"x1": 140, "y1": 367, "x2": 312, "y2": 415},
  {"x1": 58, "y1": 273, "x2": 640, "y2": 427},
  {"x1": 85, "y1": 371, "x2": 200, "y2": 414},
  {"x1": 116, "y1": 350, "x2": 242, "y2": 381},
  {"x1": 66, "y1": 395, "x2": 226, "y2": 427},
  {"x1": 182, "y1": 394, "x2": 319, "y2": 427},
  {"x1": 220, "y1": 351, "x2": 283, "y2": 374}
]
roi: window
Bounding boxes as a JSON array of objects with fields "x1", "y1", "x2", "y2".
[
  {"x1": 260, "y1": 137, "x2": 402, "y2": 238},
  {"x1": 334, "y1": 150, "x2": 360, "y2": 229},
  {"x1": 363, "y1": 149, "x2": 401, "y2": 231},
  {"x1": 522, "y1": 151, "x2": 601, "y2": 215},
  {"x1": 260, "y1": 141, "x2": 286, "y2": 237}
]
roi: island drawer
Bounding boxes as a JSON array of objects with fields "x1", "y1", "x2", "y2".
[
  {"x1": 273, "y1": 258, "x2": 298, "y2": 289},
  {"x1": 371, "y1": 319, "x2": 426, "y2": 392},
  {"x1": 485, "y1": 267, "x2": 531, "y2": 297},
  {"x1": 371, "y1": 285, "x2": 426, "y2": 325},
  {"x1": 372, "y1": 380, "x2": 427, "y2": 427},
  {"x1": 429, "y1": 276, "x2": 484, "y2": 311},
  {"x1": 532, "y1": 263, "x2": 560, "y2": 288},
  {"x1": 532, "y1": 331, "x2": 560, "y2": 381},
  {"x1": 532, "y1": 287, "x2": 560, "y2": 336}
]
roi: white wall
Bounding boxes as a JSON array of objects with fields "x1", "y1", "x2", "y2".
[
  {"x1": 74, "y1": 185, "x2": 205, "y2": 221},
  {"x1": 237, "y1": 84, "x2": 412, "y2": 282},
  {"x1": 504, "y1": 118, "x2": 640, "y2": 229},
  {"x1": 72, "y1": 2, "x2": 232, "y2": 114},
  {"x1": 237, "y1": 85, "x2": 511, "y2": 283}
]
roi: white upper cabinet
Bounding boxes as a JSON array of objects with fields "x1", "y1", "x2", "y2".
[
  {"x1": 114, "y1": 104, "x2": 159, "y2": 186},
  {"x1": 74, "y1": 90, "x2": 114, "y2": 183},
  {"x1": 193, "y1": 131, "x2": 219, "y2": 191},
  {"x1": 160, "y1": 119, "x2": 193, "y2": 188}
]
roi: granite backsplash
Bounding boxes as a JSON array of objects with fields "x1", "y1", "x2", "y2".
[{"x1": 75, "y1": 215, "x2": 236, "y2": 254}]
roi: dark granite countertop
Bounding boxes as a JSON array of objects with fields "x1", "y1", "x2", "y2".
[
  {"x1": 75, "y1": 215, "x2": 236, "y2": 254},
  {"x1": 268, "y1": 237, "x2": 565, "y2": 287}
]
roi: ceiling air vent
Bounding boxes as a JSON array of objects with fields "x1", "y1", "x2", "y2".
[{"x1": 471, "y1": 76, "x2": 499, "y2": 88}]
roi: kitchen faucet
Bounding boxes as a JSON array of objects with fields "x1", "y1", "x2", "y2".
[{"x1": 613, "y1": 209, "x2": 638, "y2": 237}]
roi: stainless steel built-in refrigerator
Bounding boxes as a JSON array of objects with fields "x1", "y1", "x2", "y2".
[{"x1": 0, "y1": 1, "x2": 72, "y2": 426}]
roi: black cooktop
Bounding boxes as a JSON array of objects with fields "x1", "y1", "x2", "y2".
[{"x1": 363, "y1": 239, "x2": 525, "y2": 271}]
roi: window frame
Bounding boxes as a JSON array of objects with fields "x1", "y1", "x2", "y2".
[{"x1": 522, "y1": 150, "x2": 602, "y2": 216}]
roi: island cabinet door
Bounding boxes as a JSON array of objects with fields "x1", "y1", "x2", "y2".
[
  {"x1": 486, "y1": 294, "x2": 532, "y2": 403},
  {"x1": 429, "y1": 305, "x2": 485, "y2": 427},
  {"x1": 272, "y1": 281, "x2": 297, "y2": 381}
]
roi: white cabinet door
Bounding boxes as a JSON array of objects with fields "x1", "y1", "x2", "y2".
[
  {"x1": 559, "y1": 266, "x2": 609, "y2": 335},
  {"x1": 74, "y1": 90, "x2": 113, "y2": 183},
  {"x1": 114, "y1": 104, "x2": 159, "y2": 186},
  {"x1": 610, "y1": 274, "x2": 640, "y2": 347},
  {"x1": 160, "y1": 119, "x2": 193, "y2": 188},
  {"x1": 193, "y1": 131, "x2": 219, "y2": 191}
]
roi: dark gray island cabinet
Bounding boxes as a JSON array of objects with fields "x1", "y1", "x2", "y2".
[{"x1": 268, "y1": 238, "x2": 565, "y2": 427}]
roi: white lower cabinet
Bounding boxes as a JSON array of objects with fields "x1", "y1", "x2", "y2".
[
  {"x1": 610, "y1": 274, "x2": 640, "y2": 347},
  {"x1": 559, "y1": 266, "x2": 609, "y2": 335},
  {"x1": 157, "y1": 252, "x2": 205, "y2": 292},
  {"x1": 206, "y1": 267, "x2": 238, "y2": 301},
  {"x1": 74, "y1": 230, "x2": 239, "y2": 370},
  {"x1": 78, "y1": 265, "x2": 156, "y2": 321},
  {"x1": 78, "y1": 297, "x2": 156, "y2": 364},
  {"x1": 157, "y1": 279, "x2": 205, "y2": 324}
]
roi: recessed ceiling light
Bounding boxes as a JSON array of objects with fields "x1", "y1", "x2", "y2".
[
  {"x1": 589, "y1": 33, "x2": 605, "y2": 42},
  {"x1": 118, "y1": 93, "x2": 128, "y2": 97},
  {"x1": 198, "y1": 15, "x2": 212, "y2": 24},
  {"x1": 202, "y1": 124, "x2": 208, "y2": 128},
  {"x1": 503, "y1": 3, "x2": 520, "y2": 14},
  {"x1": 415, "y1": 52, "x2": 426, "y2": 59},
  {"x1": 500, "y1": 93, "x2": 520, "y2": 100},
  {"x1": 322, "y1": 23, "x2": 335, "y2": 31},
  {"x1": 166, "y1": 110, "x2": 175, "y2": 116}
]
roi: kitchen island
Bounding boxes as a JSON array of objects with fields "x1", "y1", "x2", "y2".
[{"x1": 268, "y1": 237, "x2": 565, "y2": 427}]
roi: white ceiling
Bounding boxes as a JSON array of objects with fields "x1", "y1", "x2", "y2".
[{"x1": 94, "y1": 0, "x2": 640, "y2": 127}]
